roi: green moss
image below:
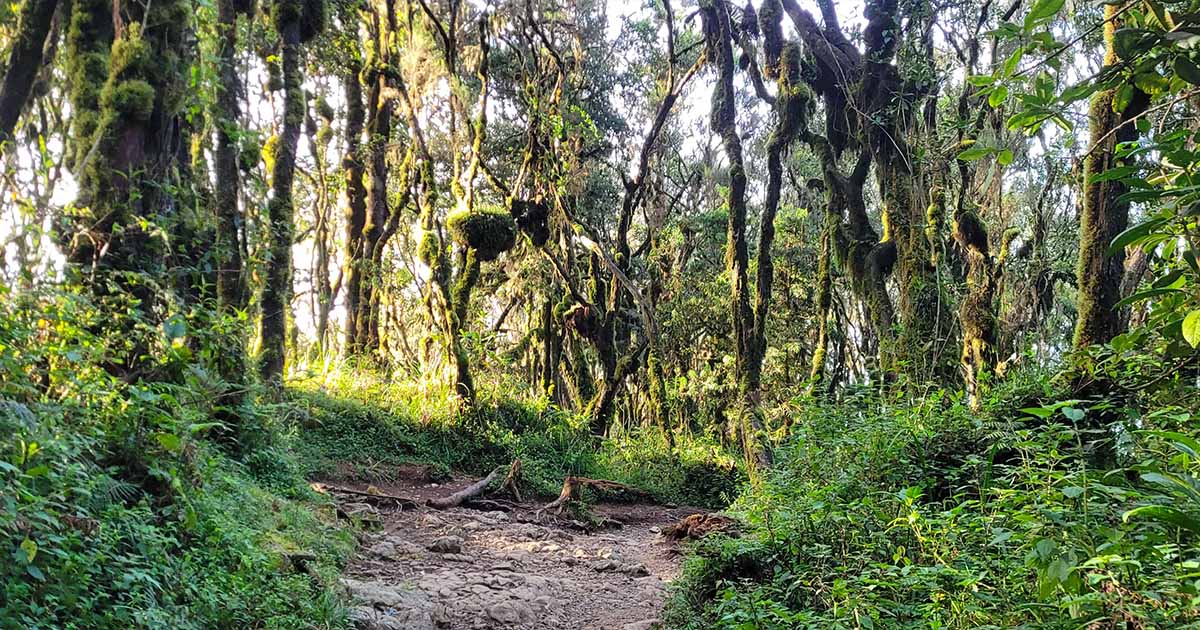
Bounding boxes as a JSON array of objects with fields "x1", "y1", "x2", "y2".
[
  {"x1": 417, "y1": 230, "x2": 439, "y2": 266},
  {"x1": 998, "y1": 227, "x2": 1021, "y2": 263},
  {"x1": 316, "y1": 95, "x2": 335, "y2": 121},
  {"x1": 107, "y1": 80, "x2": 156, "y2": 121},
  {"x1": 446, "y1": 206, "x2": 517, "y2": 262},
  {"x1": 239, "y1": 135, "x2": 261, "y2": 171}
]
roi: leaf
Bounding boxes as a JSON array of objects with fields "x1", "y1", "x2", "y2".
[
  {"x1": 154, "y1": 432, "x2": 182, "y2": 452},
  {"x1": 1025, "y1": 0, "x2": 1065, "y2": 28},
  {"x1": 1124, "y1": 505, "x2": 1200, "y2": 536},
  {"x1": 1108, "y1": 218, "x2": 1163, "y2": 254},
  {"x1": 1143, "y1": 430, "x2": 1200, "y2": 459},
  {"x1": 997, "y1": 149, "x2": 1014, "y2": 165},
  {"x1": 989, "y1": 85, "x2": 1009, "y2": 107},
  {"x1": 26, "y1": 564, "x2": 44, "y2": 581},
  {"x1": 162, "y1": 315, "x2": 187, "y2": 341},
  {"x1": 1113, "y1": 84, "x2": 1134, "y2": 113},
  {"x1": 19, "y1": 538, "x2": 37, "y2": 564},
  {"x1": 1061, "y1": 407, "x2": 1085, "y2": 422},
  {"x1": 1175, "y1": 56, "x2": 1200, "y2": 85},
  {"x1": 1021, "y1": 406, "x2": 1054, "y2": 418},
  {"x1": 24, "y1": 465, "x2": 49, "y2": 477},
  {"x1": 1183, "y1": 310, "x2": 1200, "y2": 347},
  {"x1": 1004, "y1": 48, "x2": 1024, "y2": 77},
  {"x1": 957, "y1": 146, "x2": 992, "y2": 161},
  {"x1": 1062, "y1": 486, "x2": 1085, "y2": 499},
  {"x1": 1090, "y1": 165, "x2": 1139, "y2": 184},
  {"x1": 1134, "y1": 71, "x2": 1169, "y2": 94}
]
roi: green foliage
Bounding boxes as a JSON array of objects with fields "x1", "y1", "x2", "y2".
[
  {"x1": 0, "y1": 289, "x2": 352, "y2": 629},
  {"x1": 666, "y1": 372, "x2": 1200, "y2": 628},
  {"x1": 288, "y1": 368, "x2": 741, "y2": 506}
]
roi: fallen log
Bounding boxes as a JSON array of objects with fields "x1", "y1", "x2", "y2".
[
  {"x1": 539, "y1": 476, "x2": 653, "y2": 514},
  {"x1": 426, "y1": 461, "x2": 516, "y2": 509},
  {"x1": 310, "y1": 482, "x2": 419, "y2": 509}
]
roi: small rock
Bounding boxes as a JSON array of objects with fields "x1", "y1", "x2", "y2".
[
  {"x1": 486, "y1": 601, "x2": 533, "y2": 624},
  {"x1": 590, "y1": 559, "x2": 620, "y2": 572},
  {"x1": 624, "y1": 619, "x2": 661, "y2": 630},
  {"x1": 428, "y1": 536, "x2": 463, "y2": 554},
  {"x1": 623, "y1": 563, "x2": 650, "y2": 577}
]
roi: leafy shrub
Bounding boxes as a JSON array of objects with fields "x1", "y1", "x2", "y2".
[
  {"x1": 666, "y1": 370, "x2": 1200, "y2": 628},
  {"x1": 0, "y1": 290, "x2": 352, "y2": 629}
]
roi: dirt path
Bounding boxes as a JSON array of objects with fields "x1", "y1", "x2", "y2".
[{"x1": 328, "y1": 470, "x2": 705, "y2": 630}]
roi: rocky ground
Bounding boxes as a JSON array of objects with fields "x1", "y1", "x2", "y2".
[{"x1": 329, "y1": 471, "x2": 706, "y2": 630}]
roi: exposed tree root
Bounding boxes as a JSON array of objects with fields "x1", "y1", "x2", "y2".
[
  {"x1": 499, "y1": 459, "x2": 522, "y2": 501},
  {"x1": 539, "y1": 476, "x2": 652, "y2": 515},
  {"x1": 310, "y1": 482, "x2": 419, "y2": 509}
]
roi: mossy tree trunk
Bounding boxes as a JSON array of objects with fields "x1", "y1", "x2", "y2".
[
  {"x1": 259, "y1": 0, "x2": 314, "y2": 385},
  {"x1": 0, "y1": 0, "x2": 60, "y2": 146},
  {"x1": 212, "y1": 0, "x2": 250, "y2": 430},
  {"x1": 1073, "y1": 4, "x2": 1150, "y2": 353},
  {"x1": 342, "y1": 57, "x2": 369, "y2": 357},
  {"x1": 701, "y1": 0, "x2": 771, "y2": 470},
  {"x1": 66, "y1": 0, "x2": 192, "y2": 376},
  {"x1": 64, "y1": 0, "x2": 112, "y2": 173}
]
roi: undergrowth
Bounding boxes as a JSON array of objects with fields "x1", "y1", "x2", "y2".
[
  {"x1": 665, "y1": 372, "x2": 1200, "y2": 628},
  {"x1": 1, "y1": 291, "x2": 352, "y2": 629},
  {"x1": 288, "y1": 366, "x2": 743, "y2": 507}
]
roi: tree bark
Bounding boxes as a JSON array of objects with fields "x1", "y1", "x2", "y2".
[
  {"x1": 342, "y1": 60, "x2": 368, "y2": 356},
  {"x1": 1073, "y1": 3, "x2": 1150, "y2": 351},
  {"x1": 260, "y1": 1, "x2": 307, "y2": 384},
  {"x1": 702, "y1": 0, "x2": 770, "y2": 470},
  {"x1": 0, "y1": 0, "x2": 59, "y2": 146}
]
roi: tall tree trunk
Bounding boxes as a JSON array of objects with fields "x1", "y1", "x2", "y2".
[
  {"x1": 259, "y1": 0, "x2": 310, "y2": 384},
  {"x1": 1073, "y1": 3, "x2": 1150, "y2": 351},
  {"x1": 702, "y1": 0, "x2": 770, "y2": 470},
  {"x1": 64, "y1": 0, "x2": 112, "y2": 173},
  {"x1": 810, "y1": 205, "x2": 837, "y2": 388},
  {"x1": 212, "y1": 0, "x2": 249, "y2": 432},
  {"x1": 342, "y1": 60, "x2": 368, "y2": 356},
  {"x1": 0, "y1": 0, "x2": 59, "y2": 145},
  {"x1": 357, "y1": 88, "x2": 394, "y2": 356},
  {"x1": 66, "y1": 0, "x2": 191, "y2": 376}
]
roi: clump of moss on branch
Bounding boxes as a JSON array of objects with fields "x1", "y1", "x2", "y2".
[{"x1": 447, "y1": 206, "x2": 518, "y2": 261}]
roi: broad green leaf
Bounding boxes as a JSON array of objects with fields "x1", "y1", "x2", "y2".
[
  {"x1": 1113, "y1": 84, "x2": 1134, "y2": 113},
  {"x1": 1021, "y1": 406, "x2": 1054, "y2": 418},
  {"x1": 989, "y1": 85, "x2": 1009, "y2": 107},
  {"x1": 997, "y1": 149, "x2": 1014, "y2": 165},
  {"x1": 19, "y1": 538, "x2": 36, "y2": 564},
  {"x1": 154, "y1": 432, "x2": 182, "y2": 452},
  {"x1": 1143, "y1": 430, "x2": 1200, "y2": 459},
  {"x1": 957, "y1": 146, "x2": 992, "y2": 161},
  {"x1": 1108, "y1": 218, "x2": 1162, "y2": 254},
  {"x1": 1124, "y1": 505, "x2": 1200, "y2": 536},
  {"x1": 1183, "y1": 310, "x2": 1200, "y2": 347},
  {"x1": 1175, "y1": 56, "x2": 1200, "y2": 85},
  {"x1": 1025, "y1": 0, "x2": 1065, "y2": 28},
  {"x1": 1061, "y1": 407, "x2": 1085, "y2": 421}
]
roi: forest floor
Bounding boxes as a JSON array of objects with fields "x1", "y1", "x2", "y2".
[{"x1": 323, "y1": 465, "x2": 704, "y2": 630}]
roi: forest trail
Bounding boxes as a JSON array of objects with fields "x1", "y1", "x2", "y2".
[{"x1": 326, "y1": 468, "x2": 703, "y2": 630}]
